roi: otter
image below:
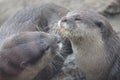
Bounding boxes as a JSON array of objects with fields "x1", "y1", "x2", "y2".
[
  {"x1": 0, "y1": 3, "x2": 72, "y2": 80},
  {"x1": 56, "y1": 9, "x2": 120, "y2": 80},
  {"x1": 0, "y1": 3, "x2": 69, "y2": 44},
  {"x1": 0, "y1": 31, "x2": 60, "y2": 80}
]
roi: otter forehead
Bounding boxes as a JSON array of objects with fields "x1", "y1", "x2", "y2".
[
  {"x1": 65, "y1": 9, "x2": 109, "y2": 27},
  {"x1": 1, "y1": 32, "x2": 57, "y2": 48},
  {"x1": 67, "y1": 9, "x2": 102, "y2": 20}
]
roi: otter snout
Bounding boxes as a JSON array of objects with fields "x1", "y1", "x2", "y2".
[{"x1": 58, "y1": 17, "x2": 76, "y2": 30}]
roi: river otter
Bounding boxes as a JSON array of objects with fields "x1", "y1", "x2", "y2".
[
  {"x1": 0, "y1": 3, "x2": 72, "y2": 80},
  {"x1": 0, "y1": 3, "x2": 69, "y2": 44},
  {"x1": 0, "y1": 31, "x2": 60, "y2": 80},
  {"x1": 56, "y1": 9, "x2": 120, "y2": 80}
]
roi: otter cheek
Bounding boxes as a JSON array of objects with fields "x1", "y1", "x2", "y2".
[{"x1": 76, "y1": 23, "x2": 87, "y2": 31}]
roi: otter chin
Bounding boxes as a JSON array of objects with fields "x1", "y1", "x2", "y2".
[{"x1": 56, "y1": 9, "x2": 120, "y2": 80}]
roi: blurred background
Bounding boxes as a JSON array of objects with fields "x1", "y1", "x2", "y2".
[{"x1": 0, "y1": 0, "x2": 120, "y2": 32}]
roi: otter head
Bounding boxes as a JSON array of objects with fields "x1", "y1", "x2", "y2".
[
  {"x1": 0, "y1": 32, "x2": 61, "y2": 78},
  {"x1": 57, "y1": 9, "x2": 115, "y2": 41}
]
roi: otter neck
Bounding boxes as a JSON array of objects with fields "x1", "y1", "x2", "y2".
[{"x1": 70, "y1": 37, "x2": 112, "y2": 80}]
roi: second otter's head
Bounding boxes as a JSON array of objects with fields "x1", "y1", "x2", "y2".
[
  {"x1": 0, "y1": 32, "x2": 61, "y2": 79},
  {"x1": 57, "y1": 9, "x2": 115, "y2": 41}
]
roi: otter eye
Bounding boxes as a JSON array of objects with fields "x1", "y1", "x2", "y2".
[
  {"x1": 75, "y1": 17, "x2": 81, "y2": 21},
  {"x1": 95, "y1": 21, "x2": 103, "y2": 28},
  {"x1": 61, "y1": 18, "x2": 67, "y2": 22}
]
